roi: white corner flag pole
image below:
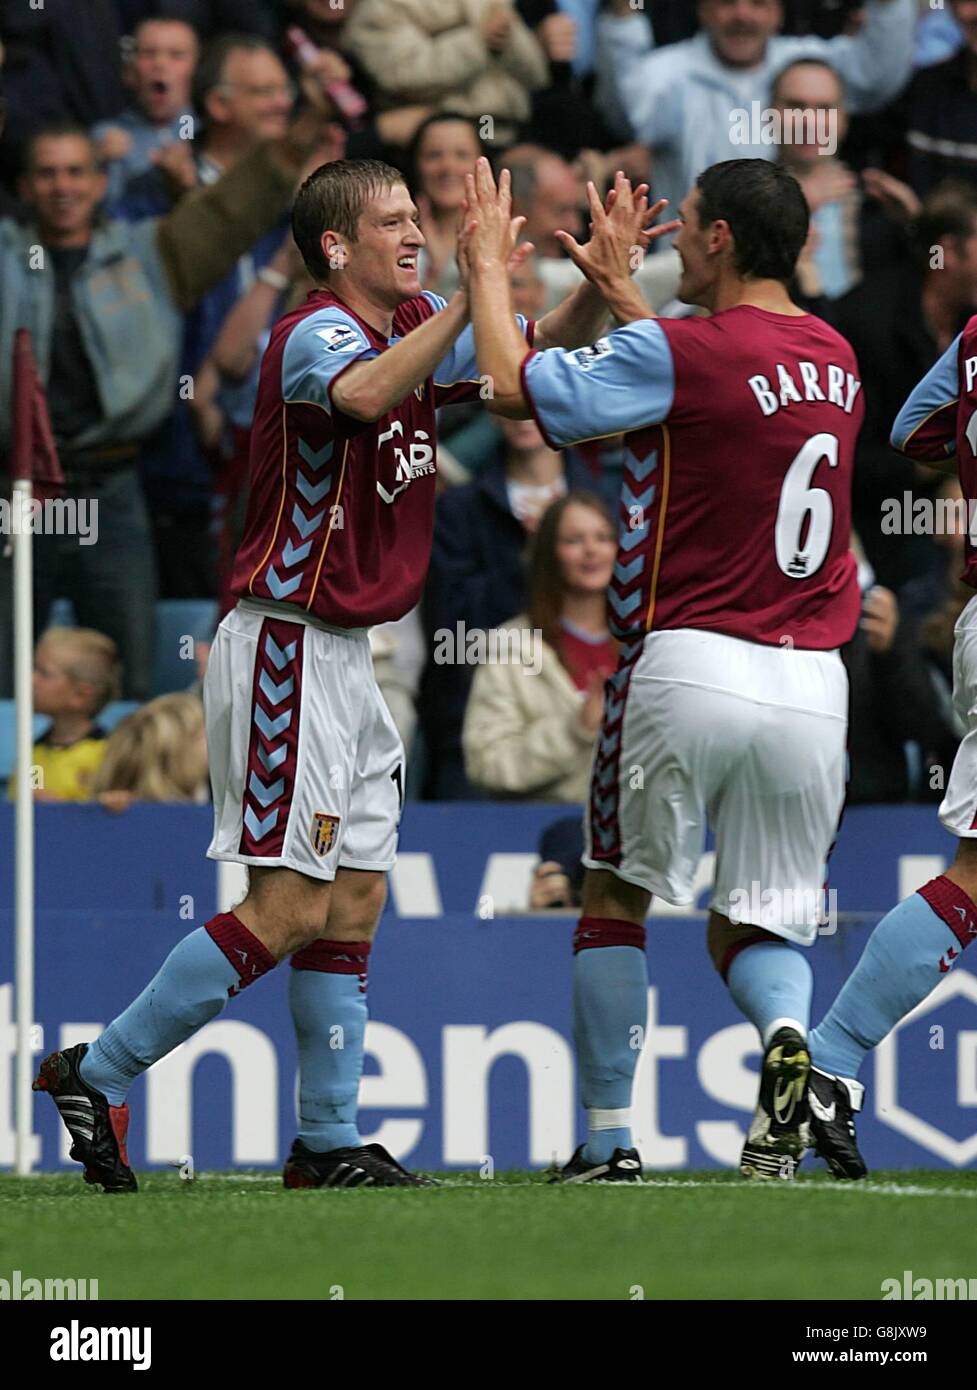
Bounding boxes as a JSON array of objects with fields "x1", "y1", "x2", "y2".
[
  {"x1": 11, "y1": 334, "x2": 37, "y2": 1177},
  {"x1": 13, "y1": 473, "x2": 35, "y2": 1175}
]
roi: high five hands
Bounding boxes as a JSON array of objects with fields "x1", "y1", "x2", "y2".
[
  {"x1": 458, "y1": 156, "x2": 681, "y2": 297},
  {"x1": 556, "y1": 172, "x2": 681, "y2": 294},
  {"x1": 456, "y1": 161, "x2": 533, "y2": 284}
]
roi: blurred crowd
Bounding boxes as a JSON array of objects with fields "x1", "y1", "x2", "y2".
[{"x1": 0, "y1": 0, "x2": 975, "y2": 877}]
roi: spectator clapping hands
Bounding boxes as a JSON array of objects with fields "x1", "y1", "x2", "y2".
[
  {"x1": 483, "y1": 1, "x2": 515, "y2": 54},
  {"x1": 529, "y1": 861, "x2": 574, "y2": 909},
  {"x1": 860, "y1": 587, "x2": 899, "y2": 656}
]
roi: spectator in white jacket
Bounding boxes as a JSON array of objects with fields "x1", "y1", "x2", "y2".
[
  {"x1": 595, "y1": 0, "x2": 916, "y2": 235},
  {"x1": 463, "y1": 491, "x2": 618, "y2": 802},
  {"x1": 344, "y1": 0, "x2": 550, "y2": 147}
]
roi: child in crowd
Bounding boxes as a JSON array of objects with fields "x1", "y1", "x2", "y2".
[
  {"x1": 8, "y1": 628, "x2": 121, "y2": 802},
  {"x1": 92, "y1": 693, "x2": 209, "y2": 809}
]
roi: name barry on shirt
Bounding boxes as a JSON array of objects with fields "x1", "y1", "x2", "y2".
[{"x1": 748, "y1": 360, "x2": 862, "y2": 417}]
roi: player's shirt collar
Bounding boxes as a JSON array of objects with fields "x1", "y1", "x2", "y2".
[{"x1": 305, "y1": 288, "x2": 392, "y2": 349}]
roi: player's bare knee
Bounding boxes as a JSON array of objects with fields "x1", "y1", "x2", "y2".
[
  {"x1": 324, "y1": 869, "x2": 387, "y2": 941},
  {"x1": 707, "y1": 912, "x2": 784, "y2": 981},
  {"x1": 237, "y1": 868, "x2": 333, "y2": 959},
  {"x1": 947, "y1": 838, "x2": 977, "y2": 902},
  {"x1": 581, "y1": 868, "x2": 649, "y2": 925},
  {"x1": 252, "y1": 912, "x2": 329, "y2": 959}
]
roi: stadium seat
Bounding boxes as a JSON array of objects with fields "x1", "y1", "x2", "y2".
[
  {"x1": 0, "y1": 702, "x2": 20, "y2": 786},
  {"x1": 153, "y1": 599, "x2": 218, "y2": 696},
  {"x1": 45, "y1": 597, "x2": 77, "y2": 629},
  {"x1": 95, "y1": 700, "x2": 140, "y2": 734},
  {"x1": 0, "y1": 703, "x2": 51, "y2": 786}
]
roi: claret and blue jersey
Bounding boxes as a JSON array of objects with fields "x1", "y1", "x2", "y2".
[
  {"x1": 231, "y1": 288, "x2": 533, "y2": 628},
  {"x1": 520, "y1": 305, "x2": 864, "y2": 650},
  {"x1": 891, "y1": 316, "x2": 977, "y2": 590}
]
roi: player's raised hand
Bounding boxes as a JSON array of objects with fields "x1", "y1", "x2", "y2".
[
  {"x1": 461, "y1": 158, "x2": 528, "y2": 273},
  {"x1": 619, "y1": 188, "x2": 682, "y2": 257},
  {"x1": 555, "y1": 173, "x2": 680, "y2": 291},
  {"x1": 553, "y1": 176, "x2": 630, "y2": 290},
  {"x1": 457, "y1": 185, "x2": 533, "y2": 288}
]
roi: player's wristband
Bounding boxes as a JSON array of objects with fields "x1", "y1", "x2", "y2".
[{"x1": 258, "y1": 266, "x2": 290, "y2": 292}]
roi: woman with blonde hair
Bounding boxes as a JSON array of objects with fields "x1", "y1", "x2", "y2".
[
  {"x1": 92, "y1": 693, "x2": 210, "y2": 808},
  {"x1": 463, "y1": 490, "x2": 618, "y2": 802}
]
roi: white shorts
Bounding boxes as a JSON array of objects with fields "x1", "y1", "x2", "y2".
[
  {"x1": 204, "y1": 600, "x2": 404, "y2": 881},
  {"x1": 584, "y1": 628, "x2": 849, "y2": 945},
  {"x1": 939, "y1": 593, "x2": 977, "y2": 837}
]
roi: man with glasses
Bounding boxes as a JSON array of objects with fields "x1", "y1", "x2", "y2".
[{"x1": 193, "y1": 34, "x2": 299, "y2": 176}]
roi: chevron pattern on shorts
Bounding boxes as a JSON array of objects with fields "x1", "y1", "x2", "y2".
[
  {"x1": 610, "y1": 435, "x2": 660, "y2": 640},
  {"x1": 587, "y1": 636, "x2": 645, "y2": 864},
  {"x1": 264, "y1": 437, "x2": 335, "y2": 602},
  {"x1": 238, "y1": 619, "x2": 304, "y2": 857}
]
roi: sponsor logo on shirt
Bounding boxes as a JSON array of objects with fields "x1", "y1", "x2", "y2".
[{"x1": 376, "y1": 421, "x2": 436, "y2": 504}]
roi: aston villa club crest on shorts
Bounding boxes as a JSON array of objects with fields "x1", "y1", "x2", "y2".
[{"x1": 310, "y1": 812, "x2": 340, "y2": 856}]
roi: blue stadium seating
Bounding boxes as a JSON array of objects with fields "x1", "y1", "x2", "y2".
[
  {"x1": 45, "y1": 597, "x2": 77, "y2": 629},
  {"x1": 152, "y1": 599, "x2": 218, "y2": 696},
  {"x1": 38, "y1": 596, "x2": 218, "y2": 698}
]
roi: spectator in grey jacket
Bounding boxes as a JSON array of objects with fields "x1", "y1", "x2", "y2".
[{"x1": 595, "y1": 0, "x2": 916, "y2": 234}]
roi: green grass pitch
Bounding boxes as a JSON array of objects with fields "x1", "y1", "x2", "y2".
[{"x1": 2, "y1": 1170, "x2": 976, "y2": 1301}]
